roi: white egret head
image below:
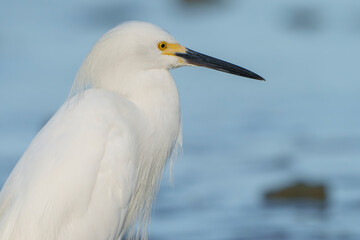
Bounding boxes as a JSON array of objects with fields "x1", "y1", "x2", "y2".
[
  {"x1": 100, "y1": 21, "x2": 182, "y2": 70},
  {"x1": 72, "y1": 21, "x2": 264, "y2": 95}
]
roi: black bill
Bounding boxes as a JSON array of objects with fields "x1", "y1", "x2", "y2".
[{"x1": 176, "y1": 48, "x2": 264, "y2": 81}]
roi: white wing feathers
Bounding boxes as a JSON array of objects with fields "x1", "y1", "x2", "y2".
[{"x1": 0, "y1": 89, "x2": 140, "y2": 240}]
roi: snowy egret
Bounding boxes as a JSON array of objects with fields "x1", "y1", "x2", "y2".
[{"x1": 0, "y1": 21, "x2": 264, "y2": 240}]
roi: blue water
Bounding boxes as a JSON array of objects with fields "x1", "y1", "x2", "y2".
[{"x1": 1, "y1": 0, "x2": 360, "y2": 239}]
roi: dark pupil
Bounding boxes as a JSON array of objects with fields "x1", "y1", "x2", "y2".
[{"x1": 161, "y1": 44, "x2": 166, "y2": 48}]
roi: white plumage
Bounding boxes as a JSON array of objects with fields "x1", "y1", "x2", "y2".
[{"x1": 0, "y1": 21, "x2": 263, "y2": 240}]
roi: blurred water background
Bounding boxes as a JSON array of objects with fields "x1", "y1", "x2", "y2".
[{"x1": 1, "y1": 0, "x2": 360, "y2": 239}]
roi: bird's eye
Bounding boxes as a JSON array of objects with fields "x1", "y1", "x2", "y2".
[{"x1": 158, "y1": 41, "x2": 168, "y2": 51}]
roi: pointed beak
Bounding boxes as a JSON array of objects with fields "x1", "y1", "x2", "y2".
[{"x1": 176, "y1": 48, "x2": 264, "y2": 81}]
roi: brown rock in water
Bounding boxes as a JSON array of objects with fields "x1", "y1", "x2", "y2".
[{"x1": 265, "y1": 181, "x2": 327, "y2": 203}]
